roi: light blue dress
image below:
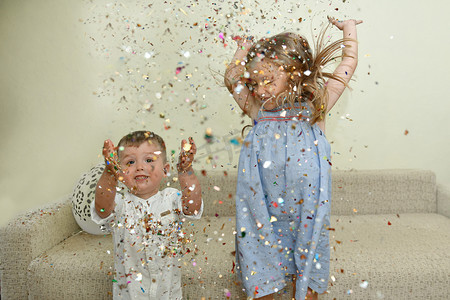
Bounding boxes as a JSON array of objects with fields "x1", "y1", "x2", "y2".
[{"x1": 235, "y1": 103, "x2": 331, "y2": 299}]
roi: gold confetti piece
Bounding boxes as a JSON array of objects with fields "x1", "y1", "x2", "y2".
[
  {"x1": 183, "y1": 143, "x2": 192, "y2": 151},
  {"x1": 270, "y1": 216, "x2": 277, "y2": 222}
]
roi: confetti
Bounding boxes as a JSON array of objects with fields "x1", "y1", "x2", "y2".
[
  {"x1": 360, "y1": 280, "x2": 369, "y2": 289},
  {"x1": 230, "y1": 138, "x2": 240, "y2": 145},
  {"x1": 183, "y1": 143, "x2": 192, "y2": 151},
  {"x1": 234, "y1": 84, "x2": 244, "y2": 94},
  {"x1": 175, "y1": 66, "x2": 185, "y2": 75},
  {"x1": 224, "y1": 289, "x2": 231, "y2": 298}
]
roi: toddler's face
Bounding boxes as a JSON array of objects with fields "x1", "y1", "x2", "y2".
[
  {"x1": 246, "y1": 59, "x2": 289, "y2": 110},
  {"x1": 118, "y1": 142, "x2": 169, "y2": 199}
]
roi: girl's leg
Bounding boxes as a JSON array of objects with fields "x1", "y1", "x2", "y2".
[
  {"x1": 305, "y1": 288, "x2": 318, "y2": 300},
  {"x1": 292, "y1": 275, "x2": 296, "y2": 299},
  {"x1": 257, "y1": 294, "x2": 275, "y2": 300},
  {"x1": 291, "y1": 275, "x2": 318, "y2": 300}
]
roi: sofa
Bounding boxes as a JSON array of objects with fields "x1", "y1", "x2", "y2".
[{"x1": 1, "y1": 169, "x2": 450, "y2": 299}]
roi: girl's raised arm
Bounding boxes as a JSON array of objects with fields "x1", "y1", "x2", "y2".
[
  {"x1": 326, "y1": 17, "x2": 363, "y2": 112},
  {"x1": 224, "y1": 37, "x2": 259, "y2": 120}
]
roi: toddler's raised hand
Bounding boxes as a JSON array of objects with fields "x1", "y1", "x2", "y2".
[
  {"x1": 102, "y1": 139, "x2": 120, "y2": 179},
  {"x1": 328, "y1": 16, "x2": 363, "y2": 30},
  {"x1": 177, "y1": 137, "x2": 196, "y2": 173}
]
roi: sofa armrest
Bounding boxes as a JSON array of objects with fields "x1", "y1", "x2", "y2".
[
  {"x1": 437, "y1": 184, "x2": 450, "y2": 218},
  {"x1": 0, "y1": 195, "x2": 81, "y2": 299}
]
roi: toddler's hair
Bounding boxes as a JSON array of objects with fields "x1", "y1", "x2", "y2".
[
  {"x1": 117, "y1": 131, "x2": 167, "y2": 162},
  {"x1": 246, "y1": 28, "x2": 352, "y2": 124}
]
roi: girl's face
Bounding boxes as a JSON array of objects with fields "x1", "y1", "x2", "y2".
[{"x1": 246, "y1": 59, "x2": 290, "y2": 110}]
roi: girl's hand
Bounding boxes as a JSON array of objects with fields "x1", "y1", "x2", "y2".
[
  {"x1": 327, "y1": 16, "x2": 363, "y2": 30},
  {"x1": 232, "y1": 35, "x2": 254, "y2": 51},
  {"x1": 102, "y1": 139, "x2": 121, "y2": 178},
  {"x1": 177, "y1": 137, "x2": 196, "y2": 173}
]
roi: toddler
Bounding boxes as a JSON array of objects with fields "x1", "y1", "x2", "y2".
[{"x1": 92, "y1": 130, "x2": 202, "y2": 299}]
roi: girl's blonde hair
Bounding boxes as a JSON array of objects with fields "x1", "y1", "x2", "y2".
[{"x1": 246, "y1": 27, "x2": 352, "y2": 124}]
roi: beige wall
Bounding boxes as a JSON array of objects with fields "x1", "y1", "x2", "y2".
[{"x1": 1, "y1": 0, "x2": 449, "y2": 226}]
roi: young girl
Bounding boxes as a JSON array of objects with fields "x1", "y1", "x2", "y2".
[{"x1": 224, "y1": 17, "x2": 362, "y2": 300}]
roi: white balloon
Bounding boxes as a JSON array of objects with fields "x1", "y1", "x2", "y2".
[{"x1": 71, "y1": 162, "x2": 108, "y2": 235}]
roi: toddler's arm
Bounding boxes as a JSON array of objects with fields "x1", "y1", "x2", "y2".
[
  {"x1": 326, "y1": 17, "x2": 363, "y2": 112},
  {"x1": 224, "y1": 36, "x2": 259, "y2": 120},
  {"x1": 177, "y1": 137, "x2": 202, "y2": 216},
  {"x1": 95, "y1": 139, "x2": 119, "y2": 219}
]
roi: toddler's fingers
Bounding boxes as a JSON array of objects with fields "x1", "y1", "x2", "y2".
[
  {"x1": 182, "y1": 138, "x2": 194, "y2": 153},
  {"x1": 188, "y1": 137, "x2": 197, "y2": 154}
]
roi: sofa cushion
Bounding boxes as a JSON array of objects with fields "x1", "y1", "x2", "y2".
[
  {"x1": 27, "y1": 213, "x2": 450, "y2": 299},
  {"x1": 324, "y1": 213, "x2": 450, "y2": 299},
  {"x1": 331, "y1": 170, "x2": 437, "y2": 215},
  {"x1": 27, "y1": 232, "x2": 113, "y2": 299}
]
